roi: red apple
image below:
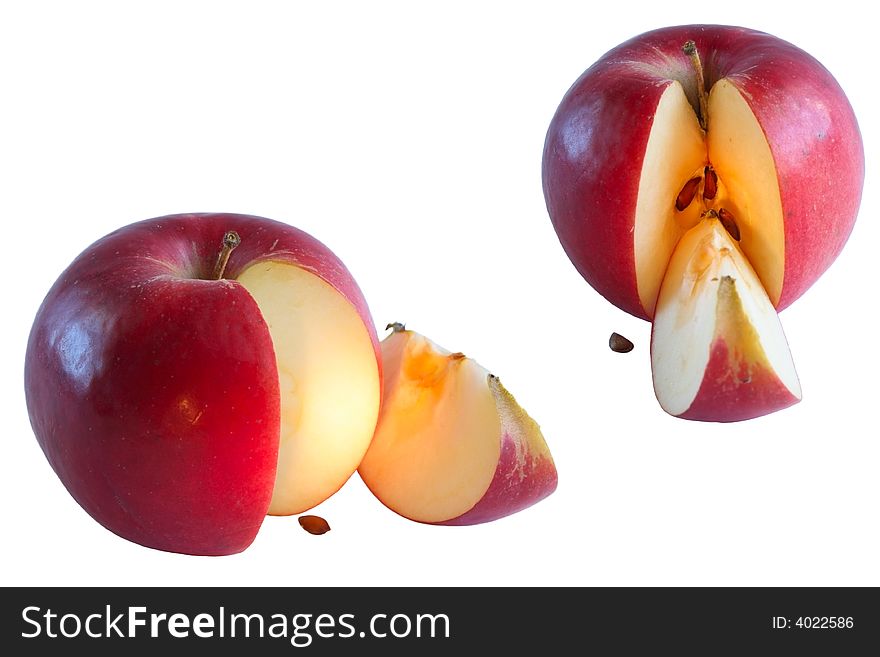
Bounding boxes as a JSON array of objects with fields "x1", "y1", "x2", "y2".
[
  {"x1": 358, "y1": 324, "x2": 557, "y2": 525},
  {"x1": 542, "y1": 25, "x2": 863, "y2": 421},
  {"x1": 25, "y1": 213, "x2": 382, "y2": 555}
]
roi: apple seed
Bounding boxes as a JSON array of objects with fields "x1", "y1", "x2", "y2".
[
  {"x1": 609, "y1": 332, "x2": 634, "y2": 353},
  {"x1": 675, "y1": 176, "x2": 702, "y2": 211},
  {"x1": 703, "y1": 167, "x2": 718, "y2": 200},
  {"x1": 298, "y1": 515, "x2": 331, "y2": 535},
  {"x1": 718, "y1": 208, "x2": 741, "y2": 241}
]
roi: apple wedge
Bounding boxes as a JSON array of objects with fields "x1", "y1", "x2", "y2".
[
  {"x1": 651, "y1": 216, "x2": 801, "y2": 421},
  {"x1": 358, "y1": 325, "x2": 557, "y2": 525}
]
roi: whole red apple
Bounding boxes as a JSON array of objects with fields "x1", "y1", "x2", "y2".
[
  {"x1": 25, "y1": 213, "x2": 382, "y2": 555},
  {"x1": 542, "y1": 25, "x2": 864, "y2": 421}
]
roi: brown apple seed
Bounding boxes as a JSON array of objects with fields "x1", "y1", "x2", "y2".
[
  {"x1": 675, "y1": 176, "x2": 702, "y2": 211},
  {"x1": 298, "y1": 515, "x2": 331, "y2": 535},
  {"x1": 609, "y1": 332, "x2": 634, "y2": 353},
  {"x1": 718, "y1": 208, "x2": 741, "y2": 241},
  {"x1": 703, "y1": 166, "x2": 718, "y2": 200}
]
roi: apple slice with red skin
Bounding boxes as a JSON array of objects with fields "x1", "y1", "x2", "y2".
[
  {"x1": 542, "y1": 25, "x2": 864, "y2": 420},
  {"x1": 25, "y1": 213, "x2": 381, "y2": 555},
  {"x1": 651, "y1": 216, "x2": 801, "y2": 421},
  {"x1": 358, "y1": 325, "x2": 557, "y2": 525}
]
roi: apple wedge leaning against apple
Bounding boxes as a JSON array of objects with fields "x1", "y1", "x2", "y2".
[
  {"x1": 358, "y1": 324, "x2": 557, "y2": 525},
  {"x1": 25, "y1": 213, "x2": 382, "y2": 555},
  {"x1": 542, "y1": 24, "x2": 864, "y2": 422}
]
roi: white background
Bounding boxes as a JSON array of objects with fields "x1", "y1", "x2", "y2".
[{"x1": 2, "y1": 0, "x2": 877, "y2": 586}]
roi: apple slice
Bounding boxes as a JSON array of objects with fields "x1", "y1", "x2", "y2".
[
  {"x1": 358, "y1": 325, "x2": 557, "y2": 524},
  {"x1": 651, "y1": 216, "x2": 801, "y2": 421}
]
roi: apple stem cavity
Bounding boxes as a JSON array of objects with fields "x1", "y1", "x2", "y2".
[
  {"x1": 682, "y1": 40, "x2": 709, "y2": 131},
  {"x1": 212, "y1": 230, "x2": 241, "y2": 280}
]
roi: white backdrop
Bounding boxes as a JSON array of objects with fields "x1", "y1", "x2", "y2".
[{"x1": 2, "y1": 0, "x2": 877, "y2": 586}]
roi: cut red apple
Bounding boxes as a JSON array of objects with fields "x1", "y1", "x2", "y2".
[
  {"x1": 543, "y1": 25, "x2": 864, "y2": 421},
  {"x1": 651, "y1": 216, "x2": 801, "y2": 421},
  {"x1": 358, "y1": 325, "x2": 557, "y2": 525},
  {"x1": 25, "y1": 214, "x2": 382, "y2": 555}
]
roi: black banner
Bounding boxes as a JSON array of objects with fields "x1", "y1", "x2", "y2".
[{"x1": 2, "y1": 587, "x2": 877, "y2": 654}]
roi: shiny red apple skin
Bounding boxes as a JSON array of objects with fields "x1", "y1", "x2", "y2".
[
  {"x1": 542, "y1": 24, "x2": 864, "y2": 320},
  {"x1": 435, "y1": 432, "x2": 558, "y2": 526},
  {"x1": 677, "y1": 338, "x2": 800, "y2": 422},
  {"x1": 25, "y1": 213, "x2": 380, "y2": 556}
]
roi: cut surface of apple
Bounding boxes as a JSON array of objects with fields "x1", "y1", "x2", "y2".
[
  {"x1": 633, "y1": 80, "x2": 707, "y2": 317},
  {"x1": 236, "y1": 261, "x2": 381, "y2": 515},
  {"x1": 651, "y1": 217, "x2": 801, "y2": 421},
  {"x1": 633, "y1": 74, "x2": 786, "y2": 319},
  {"x1": 358, "y1": 326, "x2": 557, "y2": 525},
  {"x1": 634, "y1": 44, "x2": 801, "y2": 421}
]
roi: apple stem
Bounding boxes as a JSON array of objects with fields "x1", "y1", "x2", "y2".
[
  {"x1": 212, "y1": 230, "x2": 241, "y2": 279},
  {"x1": 386, "y1": 322, "x2": 406, "y2": 333},
  {"x1": 682, "y1": 40, "x2": 709, "y2": 131}
]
